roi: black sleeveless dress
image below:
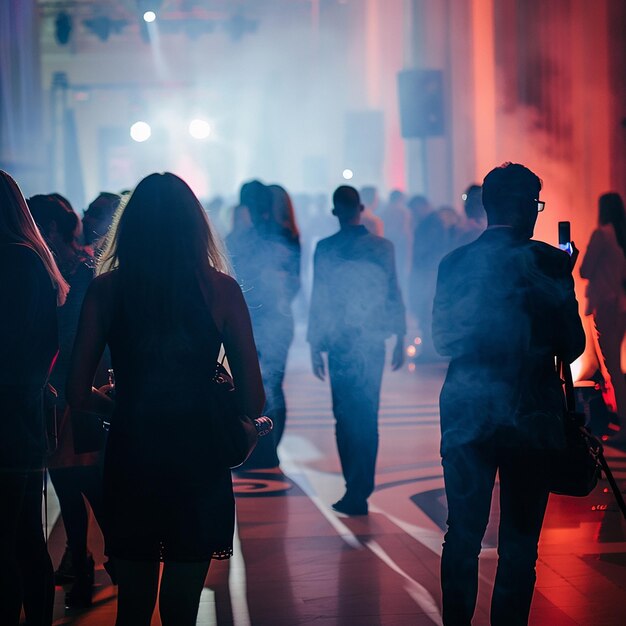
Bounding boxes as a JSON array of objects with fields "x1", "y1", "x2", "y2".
[{"x1": 98, "y1": 272, "x2": 234, "y2": 562}]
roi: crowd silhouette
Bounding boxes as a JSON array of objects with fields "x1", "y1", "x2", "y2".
[{"x1": 1, "y1": 164, "x2": 625, "y2": 625}]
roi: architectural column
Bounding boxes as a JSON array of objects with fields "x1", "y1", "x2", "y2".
[{"x1": 470, "y1": 0, "x2": 497, "y2": 177}]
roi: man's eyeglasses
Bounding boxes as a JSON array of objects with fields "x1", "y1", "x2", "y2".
[{"x1": 536, "y1": 200, "x2": 545, "y2": 212}]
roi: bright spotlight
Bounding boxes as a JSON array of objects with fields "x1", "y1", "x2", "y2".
[
  {"x1": 342, "y1": 169, "x2": 354, "y2": 180},
  {"x1": 143, "y1": 11, "x2": 156, "y2": 23},
  {"x1": 130, "y1": 121, "x2": 151, "y2": 142},
  {"x1": 188, "y1": 119, "x2": 211, "y2": 140}
]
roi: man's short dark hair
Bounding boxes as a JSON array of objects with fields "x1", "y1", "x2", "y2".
[
  {"x1": 333, "y1": 185, "x2": 361, "y2": 214},
  {"x1": 482, "y1": 163, "x2": 542, "y2": 222}
]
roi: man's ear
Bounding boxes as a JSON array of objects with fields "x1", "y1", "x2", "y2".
[
  {"x1": 331, "y1": 207, "x2": 338, "y2": 216},
  {"x1": 359, "y1": 204, "x2": 365, "y2": 213}
]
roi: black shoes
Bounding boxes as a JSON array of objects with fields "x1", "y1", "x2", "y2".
[
  {"x1": 65, "y1": 577, "x2": 93, "y2": 609},
  {"x1": 332, "y1": 497, "x2": 368, "y2": 516},
  {"x1": 64, "y1": 554, "x2": 94, "y2": 610}
]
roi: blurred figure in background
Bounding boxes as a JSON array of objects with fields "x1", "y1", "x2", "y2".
[
  {"x1": 266, "y1": 184, "x2": 301, "y2": 443},
  {"x1": 381, "y1": 190, "x2": 412, "y2": 296},
  {"x1": 82, "y1": 192, "x2": 122, "y2": 256},
  {"x1": 28, "y1": 194, "x2": 109, "y2": 608},
  {"x1": 227, "y1": 180, "x2": 301, "y2": 467},
  {"x1": 580, "y1": 192, "x2": 626, "y2": 445},
  {"x1": 359, "y1": 186, "x2": 384, "y2": 236},
  {"x1": 0, "y1": 171, "x2": 68, "y2": 626},
  {"x1": 410, "y1": 206, "x2": 461, "y2": 361},
  {"x1": 456, "y1": 184, "x2": 487, "y2": 247},
  {"x1": 308, "y1": 186, "x2": 406, "y2": 515},
  {"x1": 225, "y1": 203, "x2": 252, "y2": 252},
  {"x1": 407, "y1": 194, "x2": 432, "y2": 232}
]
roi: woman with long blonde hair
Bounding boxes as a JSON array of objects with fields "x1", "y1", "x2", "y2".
[
  {"x1": 67, "y1": 172, "x2": 265, "y2": 626},
  {"x1": 0, "y1": 170, "x2": 68, "y2": 626}
]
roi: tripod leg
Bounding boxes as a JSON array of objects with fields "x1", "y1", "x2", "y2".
[{"x1": 599, "y1": 452, "x2": 626, "y2": 521}]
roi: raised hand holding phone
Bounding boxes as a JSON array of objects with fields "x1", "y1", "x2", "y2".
[
  {"x1": 558, "y1": 221, "x2": 572, "y2": 255},
  {"x1": 558, "y1": 220, "x2": 579, "y2": 269}
]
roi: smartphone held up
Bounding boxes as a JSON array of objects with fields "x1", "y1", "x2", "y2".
[{"x1": 558, "y1": 221, "x2": 573, "y2": 255}]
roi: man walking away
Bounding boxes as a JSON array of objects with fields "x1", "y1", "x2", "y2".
[{"x1": 308, "y1": 186, "x2": 406, "y2": 515}]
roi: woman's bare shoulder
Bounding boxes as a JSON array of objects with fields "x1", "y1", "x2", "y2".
[{"x1": 208, "y1": 269, "x2": 243, "y2": 297}]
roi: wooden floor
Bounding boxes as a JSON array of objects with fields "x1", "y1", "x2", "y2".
[{"x1": 46, "y1": 329, "x2": 626, "y2": 625}]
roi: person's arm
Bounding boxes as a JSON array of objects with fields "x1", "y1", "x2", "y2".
[
  {"x1": 307, "y1": 243, "x2": 330, "y2": 380},
  {"x1": 432, "y1": 256, "x2": 455, "y2": 357},
  {"x1": 286, "y1": 237, "x2": 301, "y2": 303},
  {"x1": 0, "y1": 246, "x2": 57, "y2": 382},
  {"x1": 221, "y1": 277, "x2": 266, "y2": 418},
  {"x1": 384, "y1": 241, "x2": 407, "y2": 369},
  {"x1": 310, "y1": 348, "x2": 326, "y2": 381},
  {"x1": 375, "y1": 216, "x2": 384, "y2": 237},
  {"x1": 391, "y1": 334, "x2": 405, "y2": 370},
  {"x1": 66, "y1": 278, "x2": 114, "y2": 416}
]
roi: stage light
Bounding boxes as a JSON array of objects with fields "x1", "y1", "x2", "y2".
[
  {"x1": 189, "y1": 119, "x2": 211, "y2": 140},
  {"x1": 130, "y1": 121, "x2": 151, "y2": 142},
  {"x1": 342, "y1": 169, "x2": 354, "y2": 180},
  {"x1": 137, "y1": 1, "x2": 162, "y2": 21}
]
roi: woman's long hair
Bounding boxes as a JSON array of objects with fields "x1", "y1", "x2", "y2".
[
  {"x1": 0, "y1": 170, "x2": 69, "y2": 305},
  {"x1": 599, "y1": 192, "x2": 626, "y2": 259},
  {"x1": 98, "y1": 172, "x2": 231, "y2": 340},
  {"x1": 269, "y1": 184, "x2": 300, "y2": 240}
]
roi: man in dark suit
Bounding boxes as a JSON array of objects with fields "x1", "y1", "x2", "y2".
[
  {"x1": 433, "y1": 163, "x2": 586, "y2": 625},
  {"x1": 308, "y1": 186, "x2": 406, "y2": 515}
]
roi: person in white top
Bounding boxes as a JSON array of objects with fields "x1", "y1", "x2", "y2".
[{"x1": 580, "y1": 192, "x2": 626, "y2": 445}]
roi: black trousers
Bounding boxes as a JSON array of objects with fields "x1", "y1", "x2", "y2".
[
  {"x1": 0, "y1": 469, "x2": 54, "y2": 626},
  {"x1": 441, "y1": 442, "x2": 549, "y2": 626},
  {"x1": 328, "y1": 339, "x2": 385, "y2": 503},
  {"x1": 49, "y1": 464, "x2": 105, "y2": 573}
]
